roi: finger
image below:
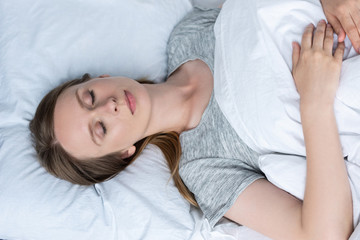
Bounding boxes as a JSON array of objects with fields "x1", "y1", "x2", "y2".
[
  {"x1": 313, "y1": 20, "x2": 327, "y2": 50},
  {"x1": 292, "y1": 42, "x2": 300, "y2": 70},
  {"x1": 324, "y1": 24, "x2": 334, "y2": 54},
  {"x1": 334, "y1": 41, "x2": 345, "y2": 62},
  {"x1": 301, "y1": 23, "x2": 315, "y2": 50},
  {"x1": 339, "y1": 13, "x2": 360, "y2": 51},
  {"x1": 326, "y1": 14, "x2": 346, "y2": 42}
]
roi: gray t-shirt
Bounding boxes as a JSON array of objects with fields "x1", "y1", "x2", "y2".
[{"x1": 167, "y1": 8, "x2": 265, "y2": 228}]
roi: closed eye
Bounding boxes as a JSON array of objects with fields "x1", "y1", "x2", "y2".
[
  {"x1": 94, "y1": 121, "x2": 107, "y2": 139},
  {"x1": 89, "y1": 90, "x2": 95, "y2": 105},
  {"x1": 99, "y1": 121, "x2": 107, "y2": 135}
]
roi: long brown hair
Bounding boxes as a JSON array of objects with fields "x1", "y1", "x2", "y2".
[{"x1": 29, "y1": 73, "x2": 197, "y2": 207}]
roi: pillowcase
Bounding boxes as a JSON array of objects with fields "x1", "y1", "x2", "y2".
[
  {"x1": 0, "y1": 0, "x2": 193, "y2": 239},
  {"x1": 0, "y1": 0, "x2": 192, "y2": 127}
]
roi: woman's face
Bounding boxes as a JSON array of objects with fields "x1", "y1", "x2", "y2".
[{"x1": 54, "y1": 76, "x2": 152, "y2": 159}]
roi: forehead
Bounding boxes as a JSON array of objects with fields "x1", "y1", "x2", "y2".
[{"x1": 53, "y1": 85, "x2": 101, "y2": 158}]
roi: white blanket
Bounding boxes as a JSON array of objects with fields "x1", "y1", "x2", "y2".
[{"x1": 214, "y1": 0, "x2": 360, "y2": 230}]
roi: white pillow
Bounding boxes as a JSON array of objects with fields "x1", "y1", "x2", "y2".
[
  {"x1": 0, "y1": 0, "x2": 193, "y2": 239},
  {"x1": 0, "y1": 0, "x2": 192, "y2": 127}
]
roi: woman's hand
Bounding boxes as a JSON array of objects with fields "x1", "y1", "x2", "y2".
[
  {"x1": 321, "y1": 0, "x2": 360, "y2": 52},
  {"x1": 292, "y1": 20, "x2": 345, "y2": 108}
]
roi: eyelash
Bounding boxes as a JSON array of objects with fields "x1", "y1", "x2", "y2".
[
  {"x1": 88, "y1": 89, "x2": 107, "y2": 135},
  {"x1": 89, "y1": 90, "x2": 95, "y2": 105},
  {"x1": 99, "y1": 121, "x2": 107, "y2": 135}
]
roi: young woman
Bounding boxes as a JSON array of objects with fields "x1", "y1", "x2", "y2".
[{"x1": 30, "y1": 5, "x2": 354, "y2": 240}]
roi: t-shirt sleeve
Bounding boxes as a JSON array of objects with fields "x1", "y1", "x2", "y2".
[
  {"x1": 166, "y1": 7, "x2": 220, "y2": 77},
  {"x1": 179, "y1": 157, "x2": 265, "y2": 228}
]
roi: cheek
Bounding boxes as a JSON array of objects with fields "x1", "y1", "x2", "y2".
[{"x1": 109, "y1": 122, "x2": 136, "y2": 150}]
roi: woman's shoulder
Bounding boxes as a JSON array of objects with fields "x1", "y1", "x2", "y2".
[
  {"x1": 168, "y1": 7, "x2": 220, "y2": 45},
  {"x1": 166, "y1": 7, "x2": 220, "y2": 77}
]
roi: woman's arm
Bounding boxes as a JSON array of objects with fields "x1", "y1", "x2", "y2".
[
  {"x1": 225, "y1": 21, "x2": 353, "y2": 240},
  {"x1": 293, "y1": 20, "x2": 353, "y2": 239}
]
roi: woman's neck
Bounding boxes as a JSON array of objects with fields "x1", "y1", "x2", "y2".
[{"x1": 143, "y1": 59, "x2": 213, "y2": 136}]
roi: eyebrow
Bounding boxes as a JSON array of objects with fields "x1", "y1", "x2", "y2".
[{"x1": 75, "y1": 89, "x2": 100, "y2": 147}]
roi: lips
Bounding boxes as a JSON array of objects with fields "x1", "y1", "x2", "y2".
[{"x1": 124, "y1": 90, "x2": 136, "y2": 115}]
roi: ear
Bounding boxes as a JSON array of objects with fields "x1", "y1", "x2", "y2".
[
  {"x1": 120, "y1": 146, "x2": 136, "y2": 159},
  {"x1": 99, "y1": 74, "x2": 111, "y2": 78}
]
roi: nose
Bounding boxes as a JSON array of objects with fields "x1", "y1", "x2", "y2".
[{"x1": 96, "y1": 97, "x2": 118, "y2": 115}]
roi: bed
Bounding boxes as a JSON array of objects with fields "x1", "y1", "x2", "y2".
[{"x1": 0, "y1": 0, "x2": 359, "y2": 239}]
